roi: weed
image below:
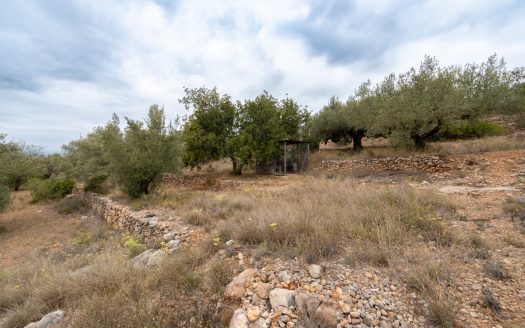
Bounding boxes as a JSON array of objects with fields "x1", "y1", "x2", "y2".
[
  {"x1": 483, "y1": 260, "x2": 511, "y2": 281},
  {"x1": 482, "y1": 287, "x2": 501, "y2": 313},
  {"x1": 465, "y1": 233, "x2": 490, "y2": 259},
  {"x1": 122, "y1": 234, "x2": 147, "y2": 257}
]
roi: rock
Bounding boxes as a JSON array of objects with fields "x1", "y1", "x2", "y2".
[
  {"x1": 167, "y1": 239, "x2": 180, "y2": 249},
  {"x1": 246, "y1": 308, "x2": 261, "y2": 322},
  {"x1": 308, "y1": 264, "x2": 323, "y2": 279},
  {"x1": 226, "y1": 239, "x2": 235, "y2": 246},
  {"x1": 269, "y1": 288, "x2": 295, "y2": 311},
  {"x1": 252, "y1": 317, "x2": 266, "y2": 328},
  {"x1": 163, "y1": 231, "x2": 177, "y2": 241},
  {"x1": 256, "y1": 282, "x2": 272, "y2": 299},
  {"x1": 230, "y1": 308, "x2": 249, "y2": 328},
  {"x1": 131, "y1": 249, "x2": 167, "y2": 268},
  {"x1": 315, "y1": 301, "x2": 338, "y2": 328},
  {"x1": 349, "y1": 311, "x2": 361, "y2": 319},
  {"x1": 225, "y1": 268, "x2": 258, "y2": 300},
  {"x1": 278, "y1": 271, "x2": 292, "y2": 282},
  {"x1": 24, "y1": 310, "x2": 64, "y2": 328}
]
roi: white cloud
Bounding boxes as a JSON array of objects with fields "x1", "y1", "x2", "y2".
[{"x1": 0, "y1": 0, "x2": 524, "y2": 151}]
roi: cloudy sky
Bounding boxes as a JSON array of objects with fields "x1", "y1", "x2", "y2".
[{"x1": 1, "y1": 0, "x2": 524, "y2": 153}]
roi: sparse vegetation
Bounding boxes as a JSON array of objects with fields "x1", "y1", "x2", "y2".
[
  {"x1": 484, "y1": 259, "x2": 512, "y2": 281},
  {"x1": 55, "y1": 196, "x2": 89, "y2": 214}
]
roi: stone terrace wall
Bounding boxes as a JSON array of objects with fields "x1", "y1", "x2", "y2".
[
  {"x1": 319, "y1": 155, "x2": 453, "y2": 174},
  {"x1": 162, "y1": 174, "x2": 252, "y2": 190},
  {"x1": 78, "y1": 191, "x2": 189, "y2": 245}
]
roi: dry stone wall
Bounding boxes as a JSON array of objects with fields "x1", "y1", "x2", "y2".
[
  {"x1": 77, "y1": 191, "x2": 191, "y2": 245},
  {"x1": 162, "y1": 174, "x2": 252, "y2": 190},
  {"x1": 319, "y1": 155, "x2": 453, "y2": 174}
]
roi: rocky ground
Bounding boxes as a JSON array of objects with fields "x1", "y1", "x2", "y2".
[{"x1": 2, "y1": 149, "x2": 524, "y2": 328}]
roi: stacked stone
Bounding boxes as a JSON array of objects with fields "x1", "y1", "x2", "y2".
[
  {"x1": 226, "y1": 261, "x2": 426, "y2": 328},
  {"x1": 320, "y1": 156, "x2": 453, "y2": 174},
  {"x1": 79, "y1": 192, "x2": 192, "y2": 246},
  {"x1": 162, "y1": 174, "x2": 251, "y2": 190}
]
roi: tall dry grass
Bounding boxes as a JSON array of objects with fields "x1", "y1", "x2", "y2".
[{"x1": 227, "y1": 178, "x2": 456, "y2": 262}]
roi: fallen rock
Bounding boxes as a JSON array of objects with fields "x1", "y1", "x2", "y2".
[
  {"x1": 131, "y1": 249, "x2": 167, "y2": 268},
  {"x1": 24, "y1": 310, "x2": 64, "y2": 328},
  {"x1": 308, "y1": 264, "x2": 323, "y2": 279},
  {"x1": 269, "y1": 288, "x2": 295, "y2": 311}
]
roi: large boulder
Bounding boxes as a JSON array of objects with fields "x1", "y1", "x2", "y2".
[
  {"x1": 131, "y1": 249, "x2": 167, "y2": 268},
  {"x1": 24, "y1": 310, "x2": 64, "y2": 328},
  {"x1": 269, "y1": 288, "x2": 295, "y2": 311}
]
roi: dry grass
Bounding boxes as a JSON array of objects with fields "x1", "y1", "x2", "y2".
[
  {"x1": 464, "y1": 233, "x2": 491, "y2": 259},
  {"x1": 0, "y1": 235, "x2": 230, "y2": 328},
  {"x1": 428, "y1": 134, "x2": 525, "y2": 156},
  {"x1": 483, "y1": 260, "x2": 512, "y2": 281},
  {"x1": 226, "y1": 178, "x2": 455, "y2": 262},
  {"x1": 404, "y1": 255, "x2": 456, "y2": 328}
]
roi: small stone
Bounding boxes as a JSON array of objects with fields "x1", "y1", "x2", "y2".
[
  {"x1": 162, "y1": 231, "x2": 177, "y2": 241},
  {"x1": 350, "y1": 311, "x2": 361, "y2": 319},
  {"x1": 246, "y1": 308, "x2": 261, "y2": 322},
  {"x1": 308, "y1": 264, "x2": 323, "y2": 279},
  {"x1": 229, "y1": 308, "x2": 249, "y2": 328}
]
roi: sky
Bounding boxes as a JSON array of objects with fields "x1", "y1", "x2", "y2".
[{"x1": 1, "y1": 0, "x2": 524, "y2": 153}]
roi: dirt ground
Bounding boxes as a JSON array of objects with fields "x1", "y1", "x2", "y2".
[{"x1": 0, "y1": 192, "x2": 85, "y2": 268}]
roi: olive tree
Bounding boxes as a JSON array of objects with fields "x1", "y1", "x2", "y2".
[{"x1": 98, "y1": 105, "x2": 183, "y2": 197}]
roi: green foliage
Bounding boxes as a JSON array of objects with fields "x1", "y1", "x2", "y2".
[
  {"x1": 0, "y1": 135, "x2": 45, "y2": 190},
  {"x1": 0, "y1": 184, "x2": 10, "y2": 212},
  {"x1": 181, "y1": 88, "x2": 309, "y2": 174},
  {"x1": 98, "y1": 105, "x2": 183, "y2": 197},
  {"x1": 438, "y1": 120, "x2": 504, "y2": 139},
  {"x1": 314, "y1": 54, "x2": 524, "y2": 149},
  {"x1": 28, "y1": 178, "x2": 75, "y2": 202},
  {"x1": 64, "y1": 106, "x2": 183, "y2": 198},
  {"x1": 180, "y1": 87, "x2": 237, "y2": 169},
  {"x1": 83, "y1": 174, "x2": 109, "y2": 194}
]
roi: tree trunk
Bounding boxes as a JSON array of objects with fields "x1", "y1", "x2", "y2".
[
  {"x1": 230, "y1": 156, "x2": 242, "y2": 175},
  {"x1": 350, "y1": 130, "x2": 366, "y2": 151}
]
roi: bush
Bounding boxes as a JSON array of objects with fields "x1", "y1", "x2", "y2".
[
  {"x1": 439, "y1": 120, "x2": 504, "y2": 139},
  {"x1": 28, "y1": 178, "x2": 75, "y2": 202},
  {"x1": 84, "y1": 175, "x2": 109, "y2": 194},
  {"x1": 0, "y1": 184, "x2": 10, "y2": 212},
  {"x1": 55, "y1": 197, "x2": 88, "y2": 214}
]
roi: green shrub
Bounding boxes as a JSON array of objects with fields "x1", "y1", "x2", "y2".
[
  {"x1": 28, "y1": 178, "x2": 75, "y2": 202},
  {"x1": 438, "y1": 120, "x2": 504, "y2": 139},
  {"x1": 122, "y1": 234, "x2": 147, "y2": 257},
  {"x1": 0, "y1": 184, "x2": 10, "y2": 212}
]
